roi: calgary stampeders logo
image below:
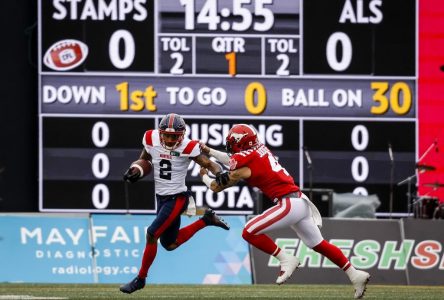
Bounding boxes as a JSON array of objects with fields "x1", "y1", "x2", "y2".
[{"x1": 43, "y1": 39, "x2": 88, "y2": 71}]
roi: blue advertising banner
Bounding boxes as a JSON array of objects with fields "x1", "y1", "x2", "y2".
[
  {"x1": 0, "y1": 214, "x2": 251, "y2": 284},
  {"x1": 0, "y1": 214, "x2": 93, "y2": 283},
  {"x1": 92, "y1": 214, "x2": 251, "y2": 284}
]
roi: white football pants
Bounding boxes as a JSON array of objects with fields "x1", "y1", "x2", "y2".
[{"x1": 245, "y1": 195, "x2": 324, "y2": 249}]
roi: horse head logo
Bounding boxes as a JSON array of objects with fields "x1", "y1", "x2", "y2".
[{"x1": 230, "y1": 132, "x2": 247, "y2": 143}]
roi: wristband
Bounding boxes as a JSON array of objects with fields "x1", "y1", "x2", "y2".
[{"x1": 208, "y1": 148, "x2": 230, "y2": 165}]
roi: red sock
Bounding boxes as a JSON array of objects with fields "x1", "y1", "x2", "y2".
[
  {"x1": 313, "y1": 240, "x2": 351, "y2": 270},
  {"x1": 138, "y1": 242, "x2": 158, "y2": 278},
  {"x1": 175, "y1": 219, "x2": 206, "y2": 246},
  {"x1": 242, "y1": 230, "x2": 279, "y2": 255}
]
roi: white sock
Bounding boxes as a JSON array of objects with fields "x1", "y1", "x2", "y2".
[
  {"x1": 276, "y1": 250, "x2": 288, "y2": 262},
  {"x1": 345, "y1": 265, "x2": 357, "y2": 281}
]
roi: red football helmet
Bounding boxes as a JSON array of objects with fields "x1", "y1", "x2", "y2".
[
  {"x1": 158, "y1": 113, "x2": 186, "y2": 150},
  {"x1": 225, "y1": 124, "x2": 260, "y2": 154}
]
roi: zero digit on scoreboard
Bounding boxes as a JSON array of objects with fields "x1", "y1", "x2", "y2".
[
  {"x1": 91, "y1": 121, "x2": 111, "y2": 209},
  {"x1": 350, "y1": 124, "x2": 370, "y2": 196},
  {"x1": 244, "y1": 82, "x2": 267, "y2": 115}
]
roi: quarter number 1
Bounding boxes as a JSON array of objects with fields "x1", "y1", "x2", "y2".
[{"x1": 225, "y1": 52, "x2": 237, "y2": 76}]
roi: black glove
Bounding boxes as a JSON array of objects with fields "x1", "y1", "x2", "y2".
[
  {"x1": 215, "y1": 171, "x2": 230, "y2": 186},
  {"x1": 123, "y1": 167, "x2": 141, "y2": 183}
]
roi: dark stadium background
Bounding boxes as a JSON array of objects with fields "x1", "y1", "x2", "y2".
[{"x1": 0, "y1": 1, "x2": 38, "y2": 211}]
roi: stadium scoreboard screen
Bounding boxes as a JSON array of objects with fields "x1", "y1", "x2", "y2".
[{"x1": 39, "y1": 0, "x2": 417, "y2": 215}]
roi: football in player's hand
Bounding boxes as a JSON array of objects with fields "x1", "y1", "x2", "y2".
[
  {"x1": 216, "y1": 171, "x2": 230, "y2": 186},
  {"x1": 132, "y1": 159, "x2": 153, "y2": 177}
]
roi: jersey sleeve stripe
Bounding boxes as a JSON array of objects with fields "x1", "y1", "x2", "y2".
[
  {"x1": 182, "y1": 140, "x2": 199, "y2": 155},
  {"x1": 144, "y1": 130, "x2": 153, "y2": 146}
]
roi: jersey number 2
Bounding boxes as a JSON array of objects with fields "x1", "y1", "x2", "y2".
[{"x1": 159, "y1": 159, "x2": 172, "y2": 180}]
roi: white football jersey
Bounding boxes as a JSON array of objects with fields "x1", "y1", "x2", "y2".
[{"x1": 142, "y1": 129, "x2": 200, "y2": 195}]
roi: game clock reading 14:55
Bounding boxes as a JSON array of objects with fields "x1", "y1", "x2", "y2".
[{"x1": 39, "y1": 0, "x2": 416, "y2": 215}]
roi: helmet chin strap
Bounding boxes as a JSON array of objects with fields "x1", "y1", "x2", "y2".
[
  {"x1": 162, "y1": 142, "x2": 178, "y2": 150},
  {"x1": 161, "y1": 133, "x2": 184, "y2": 150}
]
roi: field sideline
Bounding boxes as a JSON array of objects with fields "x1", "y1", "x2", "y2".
[{"x1": 1, "y1": 284, "x2": 443, "y2": 299}]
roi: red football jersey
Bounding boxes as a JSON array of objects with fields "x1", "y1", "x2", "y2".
[{"x1": 229, "y1": 144, "x2": 299, "y2": 200}]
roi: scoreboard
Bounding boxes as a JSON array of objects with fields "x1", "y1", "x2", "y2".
[{"x1": 39, "y1": 0, "x2": 417, "y2": 215}]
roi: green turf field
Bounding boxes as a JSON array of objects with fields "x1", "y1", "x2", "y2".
[{"x1": 1, "y1": 284, "x2": 443, "y2": 299}]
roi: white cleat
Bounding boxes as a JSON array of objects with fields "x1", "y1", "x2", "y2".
[
  {"x1": 351, "y1": 270, "x2": 370, "y2": 299},
  {"x1": 276, "y1": 255, "x2": 300, "y2": 285}
]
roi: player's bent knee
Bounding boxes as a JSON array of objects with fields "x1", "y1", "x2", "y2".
[
  {"x1": 146, "y1": 231, "x2": 157, "y2": 244},
  {"x1": 160, "y1": 239, "x2": 177, "y2": 251},
  {"x1": 164, "y1": 243, "x2": 178, "y2": 251}
]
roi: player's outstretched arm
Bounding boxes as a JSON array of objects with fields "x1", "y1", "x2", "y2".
[
  {"x1": 199, "y1": 142, "x2": 230, "y2": 166},
  {"x1": 193, "y1": 153, "x2": 222, "y2": 176},
  {"x1": 199, "y1": 167, "x2": 250, "y2": 193}
]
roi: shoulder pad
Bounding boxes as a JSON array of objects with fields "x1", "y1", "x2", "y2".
[
  {"x1": 144, "y1": 130, "x2": 154, "y2": 146},
  {"x1": 182, "y1": 140, "x2": 200, "y2": 156}
]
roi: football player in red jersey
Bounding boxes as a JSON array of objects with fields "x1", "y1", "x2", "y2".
[
  {"x1": 120, "y1": 113, "x2": 230, "y2": 294},
  {"x1": 199, "y1": 124, "x2": 370, "y2": 299}
]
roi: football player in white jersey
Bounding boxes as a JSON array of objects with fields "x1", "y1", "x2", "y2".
[{"x1": 120, "y1": 113, "x2": 230, "y2": 294}]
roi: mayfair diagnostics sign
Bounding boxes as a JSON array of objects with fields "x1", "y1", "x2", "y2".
[{"x1": 0, "y1": 214, "x2": 250, "y2": 284}]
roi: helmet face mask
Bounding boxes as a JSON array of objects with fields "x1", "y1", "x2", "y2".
[
  {"x1": 225, "y1": 124, "x2": 259, "y2": 154},
  {"x1": 158, "y1": 113, "x2": 186, "y2": 150}
]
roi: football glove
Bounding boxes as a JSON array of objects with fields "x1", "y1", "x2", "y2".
[
  {"x1": 215, "y1": 171, "x2": 229, "y2": 186},
  {"x1": 123, "y1": 167, "x2": 141, "y2": 183}
]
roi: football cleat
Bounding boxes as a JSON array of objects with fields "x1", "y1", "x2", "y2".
[
  {"x1": 201, "y1": 208, "x2": 230, "y2": 230},
  {"x1": 276, "y1": 255, "x2": 300, "y2": 285},
  {"x1": 351, "y1": 270, "x2": 370, "y2": 299},
  {"x1": 119, "y1": 276, "x2": 146, "y2": 294}
]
